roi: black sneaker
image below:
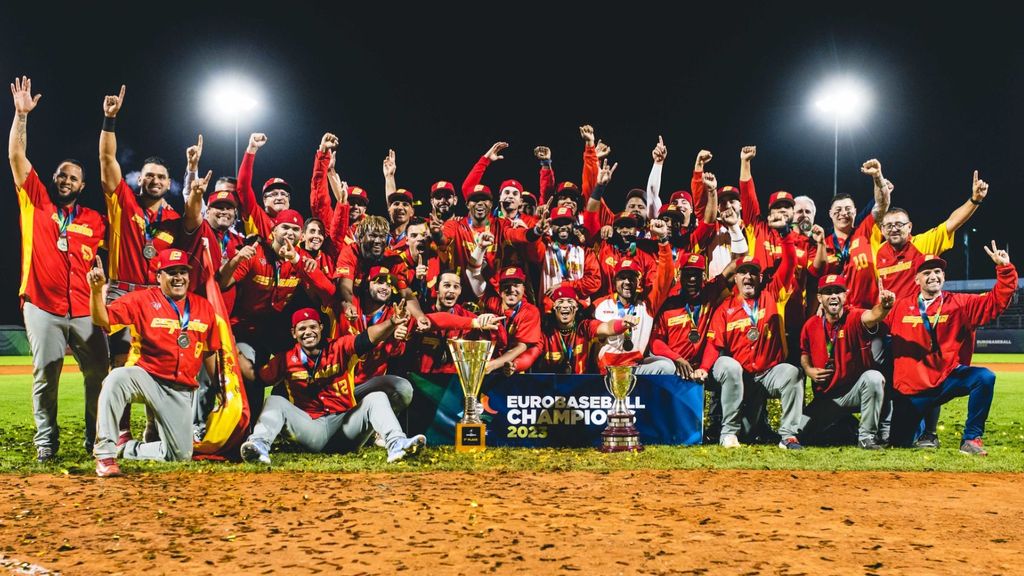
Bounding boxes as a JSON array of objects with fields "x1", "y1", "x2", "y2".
[
  {"x1": 858, "y1": 437, "x2": 884, "y2": 450},
  {"x1": 36, "y1": 446, "x2": 54, "y2": 463},
  {"x1": 914, "y1": 433, "x2": 940, "y2": 449}
]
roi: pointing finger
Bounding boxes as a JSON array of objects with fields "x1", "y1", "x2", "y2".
[
  {"x1": 197, "y1": 134, "x2": 203, "y2": 150},
  {"x1": 118, "y1": 84, "x2": 126, "y2": 101}
]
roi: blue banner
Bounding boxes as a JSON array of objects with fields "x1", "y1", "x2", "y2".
[{"x1": 407, "y1": 373, "x2": 704, "y2": 447}]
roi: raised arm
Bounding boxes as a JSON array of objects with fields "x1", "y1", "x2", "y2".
[
  {"x1": 183, "y1": 134, "x2": 204, "y2": 208},
  {"x1": 462, "y1": 142, "x2": 504, "y2": 199},
  {"x1": 944, "y1": 170, "x2": 988, "y2": 234},
  {"x1": 860, "y1": 159, "x2": 891, "y2": 222},
  {"x1": 8, "y1": 76, "x2": 41, "y2": 185},
  {"x1": 738, "y1": 146, "x2": 760, "y2": 221},
  {"x1": 87, "y1": 256, "x2": 109, "y2": 330},
  {"x1": 691, "y1": 149, "x2": 712, "y2": 215},
  {"x1": 183, "y1": 170, "x2": 213, "y2": 234},
  {"x1": 646, "y1": 135, "x2": 667, "y2": 219},
  {"x1": 311, "y1": 133, "x2": 337, "y2": 225},
  {"x1": 99, "y1": 84, "x2": 126, "y2": 196},
  {"x1": 382, "y1": 148, "x2": 397, "y2": 199},
  {"x1": 861, "y1": 279, "x2": 896, "y2": 329}
]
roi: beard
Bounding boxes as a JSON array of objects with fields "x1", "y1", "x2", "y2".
[{"x1": 48, "y1": 186, "x2": 81, "y2": 207}]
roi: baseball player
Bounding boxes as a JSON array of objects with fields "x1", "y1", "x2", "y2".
[
  {"x1": 239, "y1": 307, "x2": 427, "y2": 465},
  {"x1": 536, "y1": 286, "x2": 634, "y2": 374},
  {"x1": 9, "y1": 76, "x2": 109, "y2": 461},
  {"x1": 799, "y1": 275, "x2": 895, "y2": 449},
  {"x1": 888, "y1": 248, "x2": 1017, "y2": 455},
  {"x1": 236, "y1": 132, "x2": 292, "y2": 238},
  {"x1": 89, "y1": 248, "x2": 221, "y2": 476}
]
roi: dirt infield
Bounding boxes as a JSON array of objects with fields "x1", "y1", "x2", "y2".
[{"x1": 0, "y1": 471, "x2": 1021, "y2": 575}]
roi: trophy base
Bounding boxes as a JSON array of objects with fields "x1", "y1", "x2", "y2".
[
  {"x1": 455, "y1": 422, "x2": 487, "y2": 453},
  {"x1": 599, "y1": 412, "x2": 643, "y2": 453}
]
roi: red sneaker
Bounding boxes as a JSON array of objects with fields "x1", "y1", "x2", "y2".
[
  {"x1": 95, "y1": 458, "x2": 122, "y2": 478},
  {"x1": 959, "y1": 438, "x2": 988, "y2": 456}
]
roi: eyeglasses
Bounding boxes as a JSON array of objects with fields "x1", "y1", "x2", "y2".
[{"x1": 881, "y1": 221, "x2": 910, "y2": 231}]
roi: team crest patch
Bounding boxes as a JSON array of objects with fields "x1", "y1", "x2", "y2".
[{"x1": 152, "y1": 302, "x2": 161, "y2": 310}]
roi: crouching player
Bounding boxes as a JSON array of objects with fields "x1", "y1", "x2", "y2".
[
  {"x1": 889, "y1": 246, "x2": 1017, "y2": 455},
  {"x1": 240, "y1": 306, "x2": 426, "y2": 465},
  {"x1": 799, "y1": 275, "x2": 895, "y2": 449}
]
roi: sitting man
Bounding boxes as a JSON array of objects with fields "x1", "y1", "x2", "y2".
[
  {"x1": 799, "y1": 275, "x2": 895, "y2": 449},
  {"x1": 88, "y1": 249, "x2": 221, "y2": 476},
  {"x1": 888, "y1": 245, "x2": 1017, "y2": 455},
  {"x1": 240, "y1": 307, "x2": 426, "y2": 465}
]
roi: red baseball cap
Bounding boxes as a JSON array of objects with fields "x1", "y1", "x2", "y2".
[
  {"x1": 550, "y1": 285, "x2": 579, "y2": 302},
  {"x1": 551, "y1": 206, "x2": 575, "y2": 224},
  {"x1": 718, "y1": 185, "x2": 740, "y2": 203},
  {"x1": 367, "y1": 265, "x2": 395, "y2": 283},
  {"x1": 670, "y1": 190, "x2": 693, "y2": 206},
  {"x1": 658, "y1": 204, "x2": 685, "y2": 221},
  {"x1": 499, "y1": 179, "x2": 523, "y2": 193},
  {"x1": 154, "y1": 248, "x2": 191, "y2": 271},
  {"x1": 818, "y1": 274, "x2": 847, "y2": 291},
  {"x1": 291, "y1": 307, "x2": 321, "y2": 328},
  {"x1": 273, "y1": 209, "x2": 304, "y2": 228},
  {"x1": 554, "y1": 182, "x2": 583, "y2": 205},
  {"x1": 521, "y1": 190, "x2": 537, "y2": 205},
  {"x1": 430, "y1": 180, "x2": 455, "y2": 196},
  {"x1": 499, "y1": 266, "x2": 527, "y2": 284},
  {"x1": 613, "y1": 211, "x2": 639, "y2": 227},
  {"x1": 917, "y1": 255, "x2": 947, "y2": 274},
  {"x1": 466, "y1": 183, "x2": 492, "y2": 202},
  {"x1": 735, "y1": 256, "x2": 762, "y2": 273},
  {"x1": 614, "y1": 258, "x2": 642, "y2": 277},
  {"x1": 769, "y1": 190, "x2": 795, "y2": 208},
  {"x1": 348, "y1": 186, "x2": 369, "y2": 205},
  {"x1": 262, "y1": 177, "x2": 291, "y2": 195},
  {"x1": 207, "y1": 189, "x2": 238, "y2": 207},
  {"x1": 387, "y1": 188, "x2": 414, "y2": 205},
  {"x1": 682, "y1": 253, "x2": 706, "y2": 271}
]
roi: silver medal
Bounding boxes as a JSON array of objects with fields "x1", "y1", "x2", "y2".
[
  {"x1": 177, "y1": 332, "x2": 191, "y2": 349},
  {"x1": 688, "y1": 329, "x2": 700, "y2": 344},
  {"x1": 143, "y1": 243, "x2": 158, "y2": 259},
  {"x1": 746, "y1": 327, "x2": 760, "y2": 342},
  {"x1": 56, "y1": 237, "x2": 69, "y2": 252}
]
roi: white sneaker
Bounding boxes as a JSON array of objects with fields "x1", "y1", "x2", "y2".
[
  {"x1": 719, "y1": 434, "x2": 741, "y2": 448},
  {"x1": 387, "y1": 434, "x2": 427, "y2": 463}
]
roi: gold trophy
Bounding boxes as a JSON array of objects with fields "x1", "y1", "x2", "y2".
[
  {"x1": 600, "y1": 365, "x2": 643, "y2": 452},
  {"x1": 448, "y1": 338, "x2": 496, "y2": 452}
]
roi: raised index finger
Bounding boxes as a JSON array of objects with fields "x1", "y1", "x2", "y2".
[
  {"x1": 197, "y1": 134, "x2": 203, "y2": 149},
  {"x1": 118, "y1": 84, "x2": 126, "y2": 101}
]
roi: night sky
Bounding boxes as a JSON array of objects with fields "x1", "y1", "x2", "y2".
[{"x1": 1, "y1": 3, "x2": 1020, "y2": 325}]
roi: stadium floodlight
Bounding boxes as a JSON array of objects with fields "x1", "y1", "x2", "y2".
[
  {"x1": 203, "y1": 75, "x2": 261, "y2": 168},
  {"x1": 812, "y1": 76, "x2": 872, "y2": 198}
]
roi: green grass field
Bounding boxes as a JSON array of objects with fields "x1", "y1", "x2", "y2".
[{"x1": 1, "y1": 354, "x2": 1023, "y2": 474}]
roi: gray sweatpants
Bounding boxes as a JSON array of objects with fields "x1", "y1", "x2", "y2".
[
  {"x1": 800, "y1": 370, "x2": 885, "y2": 442},
  {"x1": 633, "y1": 355, "x2": 677, "y2": 376},
  {"x1": 250, "y1": 389, "x2": 408, "y2": 453},
  {"x1": 354, "y1": 374, "x2": 414, "y2": 413},
  {"x1": 712, "y1": 356, "x2": 804, "y2": 438},
  {"x1": 23, "y1": 302, "x2": 109, "y2": 452},
  {"x1": 94, "y1": 366, "x2": 194, "y2": 461}
]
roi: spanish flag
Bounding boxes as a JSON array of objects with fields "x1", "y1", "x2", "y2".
[{"x1": 193, "y1": 239, "x2": 250, "y2": 459}]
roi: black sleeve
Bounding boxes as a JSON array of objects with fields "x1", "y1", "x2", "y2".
[{"x1": 354, "y1": 331, "x2": 374, "y2": 356}]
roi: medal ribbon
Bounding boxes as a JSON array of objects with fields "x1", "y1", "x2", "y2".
[
  {"x1": 918, "y1": 295, "x2": 944, "y2": 352},
  {"x1": 556, "y1": 328, "x2": 575, "y2": 370},
  {"x1": 822, "y1": 315, "x2": 842, "y2": 360},
  {"x1": 363, "y1": 306, "x2": 386, "y2": 329},
  {"x1": 506, "y1": 300, "x2": 523, "y2": 336},
  {"x1": 56, "y1": 205, "x2": 77, "y2": 238},
  {"x1": 616, "y1": 298, "x2": 637, "y2": 344},
  {"x1": 299, "y1": 348, "x2": 323, "y2": 378},
  {"x1": 220, "y1": 231, "x2": 231, "y2": 257},
  {"x1": 831, "y1": 231, "x2": 851, "y2": 264},
  {"x1": 144, "y1": 205, "x2": 164, "y2": 242},
  {"x1": 741, "y1": 299, "x2": 759, "y2": 333},
  {"x1": 165, "y1": 295, "x2": 191, "y2": 333},
  {"x1": 684, "y1": 303, "x2": 701, "y2": 331}
]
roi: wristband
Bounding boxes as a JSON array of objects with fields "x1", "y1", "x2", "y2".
[
  {"x1": 539, "y1": 160, "x2": 552, "y2": 168},
  {"x1": 970, "y1": 197, "x2": 983, "y2": 206},
  {"x1": 102, "y1": 116, "x2": 116, "y2": 133}
]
